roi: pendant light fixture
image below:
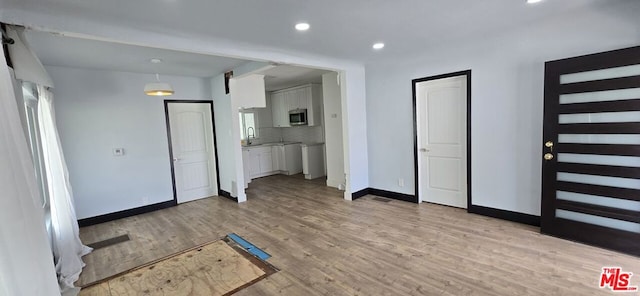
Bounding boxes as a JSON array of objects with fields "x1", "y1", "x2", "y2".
[
  {"x1": 144, "y1": 58, "x2": 174, "y2": 96},
  {"x1": 144, "y1": 73, "x2": 174, "y2": 96}
]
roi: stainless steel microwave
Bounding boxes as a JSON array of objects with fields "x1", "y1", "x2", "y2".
[{"x1": 289, "y1": 109, "x2": 308, "y2": 126}]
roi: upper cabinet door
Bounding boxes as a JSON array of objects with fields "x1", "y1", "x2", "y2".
[
  {"x1": 298, "y1": 86, "x2": 311, "y2": 111},
  {"x1": 271, "y1": 92, "x2": 290, "y2": 127},
  {"x1": 270, "y1": 84, "x2": 322, "y2": 127},
  {"x1": 284, "y1": 88, "x2": 299, "y2": 111},
  {"x1": 230, "y1": 74, "x2": 266, "y2": 108}
]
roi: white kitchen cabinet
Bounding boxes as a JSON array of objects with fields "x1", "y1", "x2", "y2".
[
  {"x1": 242, "y1": 149, "x2": 251, "y2": 188},
  {"x1": 306, "y1": 84, "x2": 322, "y2": 126},
  {"x1": 272, "y1": 145, "x2": 284, "y2": 171},
  {"x1": 283, "y1": 144, "x2": 303, "y2": 175},
  {"x1": 259, "y1": 149, "x2": 273, "y2": 173},
  {"x1": 243, "y1": 146, "x2": 277, "y2": 179},
  {"x1": 271, "y1": 92, "x2": 290, "y2": 127},
  {"x1": 230, "y1": 74, "x2": 266, "y2": 108},
  {"x1": 249, "y1": 151, "x2": 261, "y2": 176},
  {"x1": 270, "y1": 84, "x2": 323, "y2": 127},
  {"x1": 302, "y1": 143, "x2": 325, "y2": 180}
]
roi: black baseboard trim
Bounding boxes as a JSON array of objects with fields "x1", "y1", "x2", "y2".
[
  {"x1": 370, "y1": 188, "x2": 418, "y2": 203},
  {"x1": 468, "y1": 205, "x2": 540, "y2": 227},
  {"x1": 352, "y1": 187, "x2": 418, "y2": 203},
  {"x1": 351, "y1": 188, "x2": 370, "y2": 200},
  {"x1": 78, "y1": 200, "x2": 177, "y2": 227},
  {"x1": 219, "y1": 190, "x2": 236, "y2": 201}
]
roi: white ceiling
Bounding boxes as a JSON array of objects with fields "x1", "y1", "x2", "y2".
[
  {"x1": 2, "y1": 0, "x2": 621, "y2": 63},
  {"x1": 259, "y1": 66, "x2": 328, "y2": 91},
  {"x1": 3, "y1": 0, "x2": 635, "y2": 88},
  {"x1": 23, "y1": 30, "x2": 250, "y2": 78},
  {"x1": 23, "y1": 30, "x2": 330, "y2": 90}
]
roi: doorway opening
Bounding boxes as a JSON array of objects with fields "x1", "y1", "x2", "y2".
[
  {"x1": 413, "y1": 70, "x2": 471, "y2": 208},
  {"x1": 238, "y1": 66, "x2": 347, "y2": 199}
]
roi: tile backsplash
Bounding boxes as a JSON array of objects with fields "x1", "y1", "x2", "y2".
[
  {"x1": 253, "y1": 127, "x2": 281, "y2": 145},
  {"x1": 282, "y1": 126, "x2": 324, "y2": 143},
  {"x1": 253, "y1": 126, "x2": 324, "y2": 145}
]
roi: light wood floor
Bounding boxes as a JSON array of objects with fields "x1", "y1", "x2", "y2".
[{"x1": 78, "y1": 174, "x2": 640, "y2": 295}]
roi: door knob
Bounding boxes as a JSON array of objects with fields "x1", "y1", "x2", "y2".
[
  {"x1": 545, "y1": 141, "x2": 554, "y2": 148},
  {"x1": 419, "y1": 148, "x2": 429, "y2": 152},
  {"x1": 544, "y1": 153, "x2": 554, "y2": 161},
  {"x1": 173, "y1": 157, "x2": 181, "y2": 162}
]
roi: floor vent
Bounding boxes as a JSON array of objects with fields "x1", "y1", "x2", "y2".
[
  {"x1": 371, "y1": 197, "x2": 392, "y2": 203},
  {"x1": 87, "y1": 234, "x2": 130, "y2": 250}
]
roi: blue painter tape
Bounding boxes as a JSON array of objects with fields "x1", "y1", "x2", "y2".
[{"x1": 228, "y1": 233, "x2": 271, "y2": 260}]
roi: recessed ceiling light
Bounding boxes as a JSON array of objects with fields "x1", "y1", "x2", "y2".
[
  {"x1": 295, "y1": 23, "x2": 310, "y2": 31},
  {"x1": 149, "y1": 58, "x2": 163, "y2": 64},
  {"x1": 372, "y1": 43, "x2": 385, "y2": 50},
  {"x1": 527, "y1": 0, "x2": 543, "y2": 4}
]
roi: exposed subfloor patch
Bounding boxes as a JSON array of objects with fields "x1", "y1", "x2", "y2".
[{"x1": 79, "y1": 238, "x2": 277, "y2": 296}]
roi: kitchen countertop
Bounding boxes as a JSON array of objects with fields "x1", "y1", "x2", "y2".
[
  {"x1": 300, "y1": 142, "x2": 324, "y2": 147},
  {"x1": 242, "y1": 141, "x2": 301, "y2": 149}
]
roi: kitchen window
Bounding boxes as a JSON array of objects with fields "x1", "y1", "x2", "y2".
[{"x1": 239, "y1": 111, "x2": 258, "y2": 140}]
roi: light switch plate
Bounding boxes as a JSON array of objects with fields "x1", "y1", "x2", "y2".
[{"x1": 113, "y1": 148, "x2": 124, "y2": 156}]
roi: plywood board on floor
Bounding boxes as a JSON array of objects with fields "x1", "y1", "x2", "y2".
[{"x1": 80, "y1": 240, "x2": 270, "y2": 296}]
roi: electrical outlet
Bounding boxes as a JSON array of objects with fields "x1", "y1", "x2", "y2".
[{"x1": 398, "y1": 178, "x2": 404, "y2": 187}]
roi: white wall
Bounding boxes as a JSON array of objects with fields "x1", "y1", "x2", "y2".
[
  {"x1": 342, "y1": 68, "x2": 369, "y2": 199},
  {"x1": 366, "y1": 4, "x2": 640, "y2": 215},
  {"x1": 210, "y1": 72, "x2": 237, "y2": 196},
  {"x1": 210, "y1": 61, "x2": 275, "y2": 200},
  {"x1": 4, "y1": 13, "x2": 370, "y2": 200},
  {"x1": 322, "y1": 72, "x2": 345, "y2": 188},
  {"x1": 49, "y1": 66, "x2": 211, "y2": 219}
]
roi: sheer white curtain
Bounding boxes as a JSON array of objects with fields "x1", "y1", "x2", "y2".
[
  {"x1": 37, "y1": 85, "x2": 93, "y2": 296},
  {"x1": 0, "y1": 42, "x2": 60, "y2": 296}
]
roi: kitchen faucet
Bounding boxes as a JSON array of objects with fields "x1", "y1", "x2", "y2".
[{"x1": 246, "y1": 127, "x2": 255, "y2": 145}]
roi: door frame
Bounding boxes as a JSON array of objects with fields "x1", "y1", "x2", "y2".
[
  {"x1": 164, "y1": 100, "x2": 222, "y2": 204},
  {"x1": 412, "y1": 70, "x2": 472, "y2": 207}
]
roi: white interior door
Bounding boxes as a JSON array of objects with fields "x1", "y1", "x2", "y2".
[
  {"x1": 167, "y1": 102, "x2": 218, "y2": 204},
  {"x1": 416, "y1": 75, "x2": 467, "y2": 208}
]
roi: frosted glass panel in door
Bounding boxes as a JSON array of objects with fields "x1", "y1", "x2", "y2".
[
  {"x1": 559, "y1": 88, "x2": 640, "y2": 104},
  {"x1": 557, "y1": 191, "x2": 640, "y2": 211},
  {"x1": 558, "y1": 134, "x2": 640, "y2": 145},
  {"x1": 557, "y1": 153, "x2": 640, "y2": 167},
  {"x1": 558, "y1": 111, "x2": 640, "y2": 124},
  {"x1": 557, "y1": 172, "x2": 640, "y2": 189},
  {"x1": 556, "y1": 210, "x2": 640, "y2": 233},
  {"x1": 560, "y1": 64, "x2": 640, "y2": 84}
]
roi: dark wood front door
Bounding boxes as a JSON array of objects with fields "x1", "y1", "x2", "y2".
[{"x1": 541, "y1": 46, "x2": 640, "y2": 256}]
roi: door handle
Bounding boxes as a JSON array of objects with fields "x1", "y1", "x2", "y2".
[
  {"x1": 544, "y1": 153, "x2": 554, "y2": 161},
  {"x1": 173, "y1": 157, "x2": 181, "y2": 162},
  {"x1": 545, "y1": 141, "x2": 554, "y2": 152},
  {"x1": 419, "y1": 148, "x2": 429, "y2": 152}
]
